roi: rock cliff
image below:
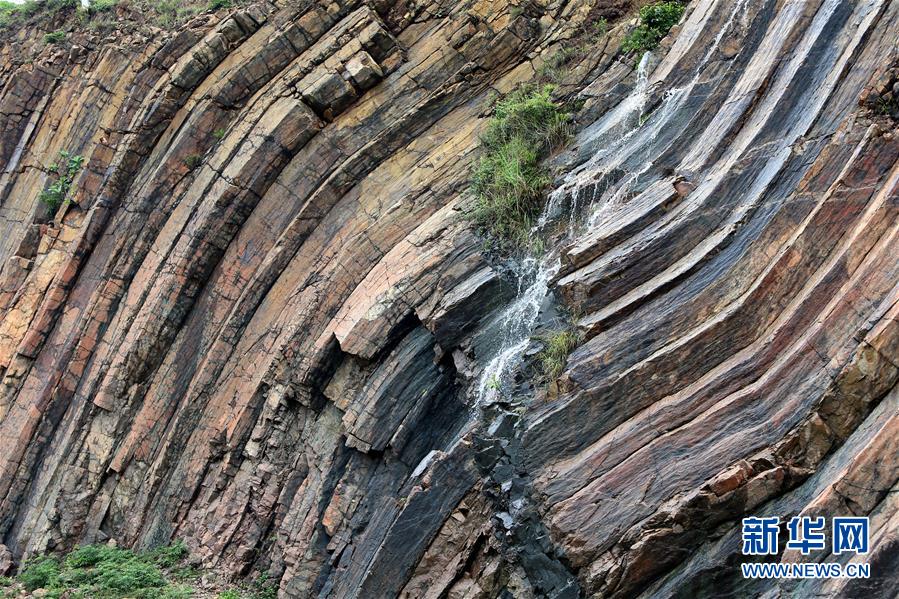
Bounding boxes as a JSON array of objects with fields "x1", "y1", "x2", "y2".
[{"x1": 0, "y1": 0, "x2": 896, "y2": 597}]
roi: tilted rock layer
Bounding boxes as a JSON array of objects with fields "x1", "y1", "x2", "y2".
[{"x1": 0, "y1": 0, "x2": 897, "y2": 597}]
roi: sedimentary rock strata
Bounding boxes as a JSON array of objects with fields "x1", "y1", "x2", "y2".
[{"x1": 0, "y1": 0, "x2": 896, "y2": 597}]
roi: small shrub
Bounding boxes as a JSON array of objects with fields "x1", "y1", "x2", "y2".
[
  {"x1": 0, "y1": 1, "x2": 18, "y2": 27},
  {"x1": 249, "y1": 573, "x2": 278, "y2": 599},
  {"x1": 65, "y1": 543, "x2": 132, "y2": 569},
  {"x1": 18, "y1": 555, "x2": 61, "y2": 592},
  {"x1": 170, "y1": 564, "x2": 202, "y2": 583},
  {"x1": 183, "y1": 153, "x2": 203, "y2": 170},
  {"x1": 160, "y1": 585, "x2": 196, "y2": 598},
  {"x1": 43, "y1": 29, "x2": 67, "y2": 44},
  {"x1": 590, "y1": 17, "x2": 608, "y2": 39},
  {"x1": 621, "y1": 1, "x2": 685, "y2": 55},
  {"x1": 148, "y1": 539, "x2": 189, "y2": 568},
  {"x1": 0, "y1": 0, "x2": 41, "y2": 26},
  {"x1": 208, "y1": 0, "x2": 232, "y2": 10},
  {"x1": 218, "y1": 590, "x2": 242, "y2": 599},
  {"x1": 869, "y1": 90, "x2": 899, "y2": 120},
  {"x1": 39, "y1": 150, "x2": 85, "y2": 212},
  {"x1": 93, "y1": 558, "x2": 167, "y2": 594},
  {"x1": 16, "y1": 542, "x2": 193, "y2": 599},
  {"x1": 1, "y1": 0, "x2": 79, "y2": 27},
  {"x1": 46, "y1": 0, "x2": 79, "y2": 11},
  {"x1": 152, "y1": 0, "x2": 201, "y2": 27},
  {"x1": 471, "y1": 85, "x2": 570, "y2": 248},
  {"x1": 213, "y1": 127, "x2": 227, "y2": 140},
  {"x1": 253, "y1": 584, "x2": 278, "y2": 599},
  {"x1": 90, "y1": 0, "x2": 119, "y2": 12},
  {"x1": 537, "y1": 329, "x2": 580, "y2": 380}
]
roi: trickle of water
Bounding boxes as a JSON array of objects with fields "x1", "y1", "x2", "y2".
[
  {"x1": 473, "y1": 0, "x2": 754, "y2": 405},
  {"x1": 473, "y1": 56, "x2": 655, "y2": 407},
  {"x1": 475, "y1": 255, "x2": 558, "y2": 404}
]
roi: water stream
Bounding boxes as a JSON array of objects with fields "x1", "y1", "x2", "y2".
[
  {"x1": 474, "y1": 56, "x2": 654, "y2": 406},
  {"x1": 473, "y1": 0, "x2": 752, "y2": 406}
]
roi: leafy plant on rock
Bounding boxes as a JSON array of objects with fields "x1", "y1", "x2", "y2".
[
  {"x1": 39, "y1": 150, "x2": 85, "y2": 213},
  {"x1": 43, "y1": 29, "x2": 66, "y2": 43},
  {"x1": 18, "y1": 555, "x2": 62, "y2": 593},
  {"x1": 621, "y1": 1, "x2": 686, "y2": 55}
]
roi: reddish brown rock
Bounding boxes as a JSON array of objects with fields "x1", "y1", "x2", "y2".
[{"x1": 0, "y1": 0, "x2": 896, "y2": 597}]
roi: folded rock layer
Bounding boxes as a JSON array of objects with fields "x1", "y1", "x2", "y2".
[{"x1": 0, "y1": 0, "x2": 896, "y2": 597}]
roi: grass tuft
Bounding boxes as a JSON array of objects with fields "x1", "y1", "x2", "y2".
[
  {"x1": 148, "y1": 539, "x2": 189, "y2": 569},
  {"x1": 621, "y1": 1, "x2": 685, "y2": 55},
  {"x1": 471, "y1": 85, "x2": 570, "y2": 249},
  {"x1": 537, "y1": 329, "x2": 580, "y2": 381}
]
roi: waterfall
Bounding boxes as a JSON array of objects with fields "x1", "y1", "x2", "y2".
[
  {"x1": 474, "y1": 55, "x2": 656, "y2": 406},
  {"x1": 473, "y1": 0, "x2": 755, "y2": 406},
  {"x1": 475, "y1": 238, "x2": 560, "y2": 405}
]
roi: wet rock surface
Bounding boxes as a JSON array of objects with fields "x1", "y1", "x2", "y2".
[{"x1": 0, "y1": 0, "x2": 896, "y2": 597}]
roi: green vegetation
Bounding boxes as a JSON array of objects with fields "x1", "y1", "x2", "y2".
[
  {"x1": 213, "y1": 127, "x2": 227, "y2": 140},
  {"x1": 590, "y1": 16, "x2": 608, "y2": 39},
  {"x1": 471, "y1": 85, "x2": 570, "y2": 249},
  {"x1": 2, "y1": 542, "x2": 278, "y2": 599},
  {"x1": 0, "y1": 0, "x2": 76, "y2": 27},
  {"x1": 90, "y1": 0, "x2": 120, "y2": 12},
  {"x1": 151, "y1": 0, "x2": 201, "y2": 28},
  {"x1": 0, "y1": 1, "x2": 22, "y2": 27},
  {"x1": 39, "y1": 150, "x2": 85, "y2": 213},
  {"x1": 536, "y1": 17, "x2": 608, "y2": 85},
  {"x1": 537, "y1": 329, "x2": 580, "y2": 381},
  {"x1": 17, "y1": 555, "x2": 60, "y2": 592},
  {"x1": 12, "y1": 542, "x2": 191, "y2": 598},
  {"x1": 43, "y1": 29, "x2": 66, "y2": 43},
  {"x1": 248, "y1": 573, "x2": 278, "y2": 599},
  {"x1": 537, "y1": 46, "x2": 576, "y2": 84},
  {"x1": 0, "y1": 0, "x2": 239, "y2": 32},
  {"x1": 183, "y1": 153, "x2": 204, "y2": 169},
  {"x1": 871, "y1": 92, "x2": 899, "y2": 119},
  {"x1": 210, "y1": 577, "x2": 276, "y2": 599},
  {"x1": 621, "y1": 1, "x2": 685, "y2": 55}
]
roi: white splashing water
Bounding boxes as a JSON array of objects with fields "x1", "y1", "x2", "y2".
[
  {"x1": 475, "y1": 254, "x2": 558, "y2": 404},
  {"x1": 565, "y1": 0, "x2": 751, "y2": 227},
  {"x1": 474, "y1": 56, "x2": 656, "y2": 406},
  {"x1": 473, "y1": 1, "x2": 753, "y2": 406}
]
